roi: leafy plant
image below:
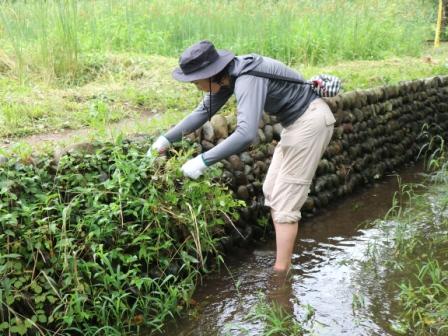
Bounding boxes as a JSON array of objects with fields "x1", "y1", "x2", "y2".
[
  {"x1": 360, "y1": 136, "x2": 448, "y2": 336},
  {"x1": 0, "y1": 138, "x2": 243, "y2": 335}
]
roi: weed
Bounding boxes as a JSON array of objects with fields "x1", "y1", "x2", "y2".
[
  {"x1": 0, "y1": 139, "x2": 243, "y2": 334},
  {"x1": 360, "y1": 135, "x2": 448, "y2": 335},
  {"x1": 223, "y1": 293, "x2": 312, "y2": 336}
]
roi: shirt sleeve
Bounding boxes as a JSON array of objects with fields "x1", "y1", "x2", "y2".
[
  {"x1": 202, "y1": 75, "x2": 268, "y2": 166},
  {"x1": 164, "y1": 86, "x2": 233, "y2": 143}
]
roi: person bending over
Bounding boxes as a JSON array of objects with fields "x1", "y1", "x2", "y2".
[{"x1": 148, "y1": 40, "x2": 335, "y2": 272}]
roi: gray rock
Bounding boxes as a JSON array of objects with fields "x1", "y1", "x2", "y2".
[
  {"x1": 210, "y1": 115, "x2": 228, "y2": 139},
  {"x1": 340, "y1": 91, "x2": 357, "y2": 109},
  {"x1": 264, "y1": 125, "x2": 273, "y2": 143},
  {"x1": 225, "y1": 115, "x2": 237, "y2": 132},
  {"x1": 201, "y1": 140, "x2": 215, "y2": 151},
  {"x1": 251, "y1": 134, "x2": 260, "y2": 146},
  {"x1": 244, "y1": 164, "x2": 252, "y2": 175},
  {"x1": 266, "y1": 144, "x2": 276, "y2": 156},
  {"x1": 228, "y1": 155, "x2": 243, "y2": 171},
  {"x1": 202, "y1": 121, "x2": 215, "y2": 142},
  {"x1": 251, "y1": 149, "x2": 265, "y2": 161},
  {"x1": 53, "y1": 142, "x2": 98, "y2": 164},
  {"x1": 185, "y1": 133, "x2": 197, "y2": 142},
  {"x1": 323, "y1": 97, "x2": 338, "y2": 113},
  {"x1": 222, "y1": 159, "x2": 233, "y2": 171},
  {"x1": 273, "y1": 123, "x2": 283, "y2": 140},
  {"x1": 234, "y1": 171, "x2": 248, "y2": 186},
  {"x1": 237, "y1": 185, "x2": 250, "y2": 200},
  {"x1": 194, "y1": 129, "x2": 202, "y2": 141},
  {"x1": 252, "y1": 181, "x2": 263, "y2": 193},
  {"x1": 257, "y1": 129, "x2": 266, "y2": 143},
  {"x1": 240, "y1": 152, "x2": 254, "y2": 165},
  {"x1": 262, "y1": 113, "x2": 272, "y2": 125},
  {"x1": 253, "y1": 161, "x2": 267, "y2": 176}
]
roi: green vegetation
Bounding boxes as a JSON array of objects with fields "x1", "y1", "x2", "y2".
[
  {"x1": 0, "y1": 49, "x2": 447, "y2": 142},
  {"x1": 1, "y1": 0, "x2": 447, "y2": 143},
  {"x1": 0, "y1": 139, "x2": 243, "y2": 335},
  {"x1": 0, "y1": 54, "x2": 200, "y2": 139},
  {"x1": 363, "y1": 129, "x2": 448, "y2": 335},
  {"x1": 1, "y1": 1, "x2": 448, "y2": 334},
  {"x1": 0, "y1": 0, "x2": 434, "y2": 81},
  {"x1": 224, "y1": 293, "x2": 314, "y2": 336}
]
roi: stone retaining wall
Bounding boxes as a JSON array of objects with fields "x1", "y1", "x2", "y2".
[{"x1": 187, "y1": 75, "x2": 448, "y2": 241}]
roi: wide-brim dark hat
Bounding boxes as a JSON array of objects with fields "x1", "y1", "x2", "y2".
[{"x1": 172, "y1": 40, "x2": 235, "y2": 82}]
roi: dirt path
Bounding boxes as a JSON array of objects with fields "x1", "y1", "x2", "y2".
[{"x1": 0, "y1": 111, "x2": 158, "y2": 150}]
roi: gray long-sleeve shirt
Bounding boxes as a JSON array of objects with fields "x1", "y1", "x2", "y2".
[{"x1": 164, "y1": 54, "x2": 318, "y2": 166}]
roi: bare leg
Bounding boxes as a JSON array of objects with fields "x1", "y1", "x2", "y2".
[
  {"x1": 273, "y1": 219, "x2": 298, "y2": 272},
  {"x1": 267, "y1": 268, "x2": 294, "y2": 313}
]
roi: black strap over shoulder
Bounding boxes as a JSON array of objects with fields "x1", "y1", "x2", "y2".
[
  {"x1": 242, "y1": 70, "x2": 313, "y2": 87},
  {"x1": 241, "y1": 70, "x2": 342, "y2": 97}
]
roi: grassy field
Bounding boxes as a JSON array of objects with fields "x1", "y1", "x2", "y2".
[
  {"x1": 0, "y1": 0, "x2": 447, "y2": 150},
  {"x1": 0, "y1": 0, "x2": 434, "y2": 76},
  {"x1": 1, "y1": 46, "x2": 447, "y2": 147}
]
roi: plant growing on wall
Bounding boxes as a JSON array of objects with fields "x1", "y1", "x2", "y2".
[{"x1": 0, "y1": 138, "x2": 243, "y2": 335}]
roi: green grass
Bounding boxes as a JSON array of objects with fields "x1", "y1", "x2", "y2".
[
  {"x1": 1, "y1": 46, "x2": 447, "y2": 145},
  {"x1": 0, "y1": 0, "x2": 435, "y2": 82},
  {"x1": 362, "y1": 132, "x2": 448, "y2": 335},
  {"x1": 0, "y1": 0, "x2": 446, "y2": 145},
  {"x1": 224, "y1": 293, "x2": 314, "y2": 336}
]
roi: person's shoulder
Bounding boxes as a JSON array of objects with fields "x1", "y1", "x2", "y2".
[{"x1": 235, "y1": 53, "x2": 262, "y2": 61}]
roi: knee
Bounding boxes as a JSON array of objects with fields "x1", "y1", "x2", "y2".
[{"x1": 271, "y1": 209, "x2": 301, "y2": 223}]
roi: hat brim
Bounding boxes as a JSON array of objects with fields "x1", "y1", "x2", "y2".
[{"x1": 172, "y1": 50, "x2": 235, "y2": 82}]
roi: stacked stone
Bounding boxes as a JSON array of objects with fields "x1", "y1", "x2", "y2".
[
  {"x1": 190, "y1": 75, "x2": 448, "y2": 226},
  {"x1": 312, "y1": 75, "x2": 448, "y2": 216},
  {"x1": 2, "y1": 76, "x2": 446, "y2": 247}
]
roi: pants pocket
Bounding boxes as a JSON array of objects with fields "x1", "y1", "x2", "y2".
[{"x1": 324, "y1": 110, "x2": 336, "y2": 126}]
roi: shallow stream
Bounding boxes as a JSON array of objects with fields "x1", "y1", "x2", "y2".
[{"x1": 163, "y1": 163, "x2": 425, "y2": 336}]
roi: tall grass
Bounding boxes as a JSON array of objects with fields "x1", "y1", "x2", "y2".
[
  {"x1": 361, "y1": 133, "x2": 448, "y2": 335},
  {"x1": 0, "y1": 0, "x2": 434, "y2": 82}
]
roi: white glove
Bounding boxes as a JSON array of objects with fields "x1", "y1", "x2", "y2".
[
  {"x1": 146, "y1": 136, "x2": 170, "y2": 157},
  {"x1": 181, "y1": 155, "x2": 208, "y2": 179}
]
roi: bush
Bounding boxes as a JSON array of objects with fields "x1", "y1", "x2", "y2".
[{"x1": 0, "y1": 138, "x2": 242, "y2": 335}]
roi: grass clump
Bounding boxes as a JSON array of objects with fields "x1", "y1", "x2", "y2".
[
  {"x1": 362, "y1": 131, "x2": 448, "y2": 335},
  {"x1": 224, "y1": 293, "x2": 314, "y2": 336},
  {"x1": 0, "y1": 138, "x2": 243, "y2": 335}
]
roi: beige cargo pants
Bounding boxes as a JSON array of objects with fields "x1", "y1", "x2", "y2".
[{"x1": 263, "y1": 98, "x2": 335, "y2": 223}]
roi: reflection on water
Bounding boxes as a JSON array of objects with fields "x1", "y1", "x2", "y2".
[{"x1": 163, "y1": 163, "x2": 424, "y2": 336}]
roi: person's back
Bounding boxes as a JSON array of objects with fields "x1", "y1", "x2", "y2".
[{"x1": 229, "y1": 54, "x2": 319, "y2": 127}]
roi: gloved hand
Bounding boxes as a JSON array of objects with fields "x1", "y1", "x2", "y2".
[
  {"x1": 146, "y1": 135, "x2": 170, "y2": 157},
  {"x1": 181, "y1": 155, "x2": 208, "y2": 179}
]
